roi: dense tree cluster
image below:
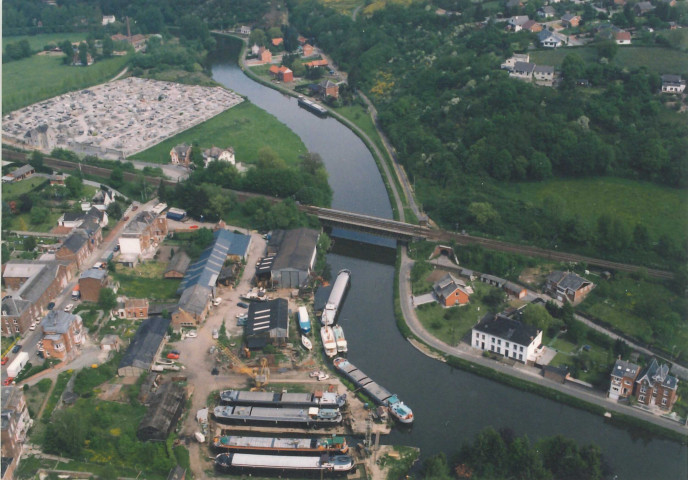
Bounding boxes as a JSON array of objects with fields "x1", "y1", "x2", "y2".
[
  {"x1": 289, "y1": 1, "x2": 687, "y2": 267},
  {"x1": 423, "y1": 427, "x2": 606, "y2": 480},
  {"x1": 3, "y1": 39, "x2": 32, "y2": 62},
  {"x1": 2, "y1": 0, "x2": 271, "y2": 36}
]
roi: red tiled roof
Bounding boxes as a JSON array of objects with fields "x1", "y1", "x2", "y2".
[
  {"x1": 305, "y1": 59, "x2": 328, "y2": 68},
  {"x1": 269, "y1": 65, "x2": 280, "y2": 74},
  {"x1": 272, "y1": 37, "x2": 283, "y2": 46}
]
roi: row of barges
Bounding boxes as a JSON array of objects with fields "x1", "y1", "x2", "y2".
[{"x1": 220, "y1": 389, "x2": 347, "y2": 409}]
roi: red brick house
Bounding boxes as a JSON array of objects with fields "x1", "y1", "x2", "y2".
[
  {"x1": 116, "y1": 298, "x2": 150, "y2": 319},
  {"x1": 433, "y1": 274, "x2": 472, "y2": 307},
  {"x1": 269, "y1": 65, "x2": 280, "y2": 77},
  {"x1": 278, "y1": 66, "x2": 293, "y2": 82},
  {"x1": 79, "y1": 268, "x2": 109, "y2": 302},
  {"x1": 545, "y1": 271, "x2": 594, "y2": 304},
  {"x1": 319, "y1": 80, "x2": 339, "y2": 99},
  {"x1": 40, "y1": 310, "x2": 84, "y2": 360},
  {"x1": 561, "y1": 14, "x2": 581, "y2": 28},
  {"x1": 522, "y1": 20, "x2": 543, "y2": 32},
  {"x1": 259, "y1": 47, "x2": 272, "y2": 63},
  {"x1": 1, "y1": 386, "x2": 31, "y2": 477},
  {"x1": 635, "y1": 359, "x2": 679, "y2": 411},
  {"x1": 55, "y1": 230, "x2": 92, "y2": 269}
]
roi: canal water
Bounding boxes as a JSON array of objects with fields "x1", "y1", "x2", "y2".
[{"x1": 209, "y1": 38, "x2": 687, "y2": 479}]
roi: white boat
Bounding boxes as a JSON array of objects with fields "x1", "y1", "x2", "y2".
[
  {"x1": 321, "y1": 269, "x2": 351, "y2": 326},
  {"x1": 320, "y1": 326, "x2": 337, "y2": 358},
  {"x1": 195, "y1": 432, "x2": 206, "y2": 443},
  {"x1": 301, "y1": 335, "x2": 313, "y2": 351},
  {"x1": 332, "y1": 325, "x2": 347, "y2": 353}
]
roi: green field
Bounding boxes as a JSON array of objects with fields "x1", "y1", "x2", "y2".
[
  {"x1": 529, "y1": 46, "x2": 688, "y2": 75},
  {"x1": 5, "y1": 33, "x2": 87, "y2": 51},
  {"x1": 2, "y1": 52, "x2": 130, "y2": 114},
  {"x1": 501, "y1": 177, "x2": 688, "y2": 245},
  {"x1": 130, "y1": 101, "x2": 308, "y2": 166},
  {"x1": 2, "y1": 177, "x2": 49, "y2": 200},
  {"x1": 111, "y1": 262, "x2": 180, "y2": 300}
]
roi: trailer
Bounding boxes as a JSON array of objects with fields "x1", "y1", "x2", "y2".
[
  {"x1": 7, "y1": 352, "x2": 29, "y2": 378},
  {"x1": 166, "y1": 208, "x2": 187, "y2": 221}
]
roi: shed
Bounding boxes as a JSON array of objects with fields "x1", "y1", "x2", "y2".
[
  {"x1": 164, "y1": 251, "x2": 191, "y2": 279},
  {"x1": 137, "y1": 382, "x2": 185, "y2": 441},
  {"x1": 245, "y1": 298, "x2": 290, "y2": 349},
  {"x1": 118, "y1": 317, "x2": 170, "y2": 377},
  {"x1": 270, "y1": 228, "x2": 320, "y2": 288}
]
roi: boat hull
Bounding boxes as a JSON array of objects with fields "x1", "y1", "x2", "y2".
[{"x1": 213, "y1": 435, "x2": 348, "y2": 454}]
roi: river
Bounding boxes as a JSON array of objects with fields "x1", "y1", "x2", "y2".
[{"x1": 209, "y1": 37, "x2": 687, "y2": 479}]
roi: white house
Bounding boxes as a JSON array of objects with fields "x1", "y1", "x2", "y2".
[
  {"x1": 203, "y1": 146, "x2": 236, "y2": 167},
  {"x1": 510, "y1": 61, "x2": 536, "y2": 80},
  {"x1": 501, "y1": 53, "x2": 530, "y2": 71},
  {"x1": 240, "y1": 26, "x2": 251, "y2": 35},
  {"x1": 472, "y1": 313, "x2": 543, "y2": 364},
  {"x1": 538, "y1": 30, "x2": 566, "y2": 48},
  {"x1": 102, "y1": 15, "x2": 116, "y2": 25},
  {"x1": 508, "y1": 15, "x2": 530, "y2": 31},
  {"x1": 533, "y1": 65, "x2": 555, "y2": 85},
  {"x1": 661, "y1": 74, "x2": 685, "y2": 93}
]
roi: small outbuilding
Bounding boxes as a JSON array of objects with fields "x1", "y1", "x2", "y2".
[
  {"x1": 118, "y1": 317, "x2": 170, "y2": 377},
  {"x1": 137, "y1": 382, "x2": 185, "y2": 441},
  {"x1": 245, "y1": 298, "x2": 289, "y2": 349}
]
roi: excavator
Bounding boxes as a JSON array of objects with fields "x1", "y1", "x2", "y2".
[{"x1": 221, "y1": 346, "x2": 270, "y2": 391}]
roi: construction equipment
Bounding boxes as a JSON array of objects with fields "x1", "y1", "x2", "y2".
[{"x1": 222, "y1": 346, "x2": 269, "y2": 390}]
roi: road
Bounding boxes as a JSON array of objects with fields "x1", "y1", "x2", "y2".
[{"x1": 397, "y1": 247, "x2": 687, "y2": 434}]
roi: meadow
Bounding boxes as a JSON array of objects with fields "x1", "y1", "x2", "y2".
[
  {"x1": 2, "y1": 52, "x2": 130, "y2": 114},
  {"x1": 130, "y1": 101, "x2": 308, "y2": 166},
  {"x1": 530, "y1": 46, "x2": 688, "y2": 75},
  {"x1": 501, "y1": 177, "x2": 688, "y2": 246}
]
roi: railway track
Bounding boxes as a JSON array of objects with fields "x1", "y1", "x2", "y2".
[{"x1": 4, "y1": 149, "x2": 673, "y2": 279}]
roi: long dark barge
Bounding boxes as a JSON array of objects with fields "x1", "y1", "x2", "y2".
[
  {"x1": 215, "y1": 452, "x2": 355, "y2": 474},
  {"x1": 213, "y1": 435, "x2": 349, "y2": 454},
  {"x1": 213, "y1": 405, "x2": 343, "y2": 426},
  {"x1": 333, "y1": 357, "x2": 414, "y2": 424},
  {"x1": 297, "y1": 96, "x2": 328, "y2": 116},
  {"x1": 220, "y1": 389, "x2": 347, "y2": 409}
]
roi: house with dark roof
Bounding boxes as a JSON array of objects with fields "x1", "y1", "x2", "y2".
[
  {"x1": 137, "y1": 382, "x2": 185, "y2": 441},
  {"x1": 560, "y1": 13, "x2": 580, "y2": 27},
  {"x1": 40, "y1": 310, "x2": 84, "y2": 360},
  {"x1": 533, "y1": 65, "x2": 555, "y2": 85},
  {"x1": 169, "y1": 144, "x2": 192, "y2": 166},
  {"x1": 661, "y1": 74, "x2": 686, "y2": 94},
  {"x1": 472, "y1": 313, "x2": 543, "y2": 364},
  {"x1": 118, "y1": 316, "x2": 170, "y2": 376},
  {"x1": 503, "y1": 281, "x2": 527, "y2": 299},
  {"x1": 521, "y1": 19, "x2": 543, "y2": 32},
  {"x1": 118, "y1": 210, "x2": 168, "y2": 265},
  {"x1": 635, "y1": 358, "x2": 679, "y2": 411},
  {"x1": 538, "y1": 29, "x2": 566, "y2": 48},
  {"x1": 1, "y1": 260, "x2": 73, "y2": 335},
  {"x1": 164, "y1": 251, "x2": 191, "y2": 279},
  {"x1": 7, "y1": 165, "x2": 35, "y2": 182},
  {"x1": 245, "y1": 298, "x2": 290, "y2": 349},
  {"x1": 432, "y1": 274, "x2": 473, "y2": 307},
  {"x1": 634, "y1": 1, "x2": 655, "y2": 15},
  {"x1": 538, "y1": 6, "x2": 556, "y2": 17},
  {"x1": 545, "y1": 271, "x2": 593, "y2": 304},
  {"x1": 55, "y1": 229, "x2": 91, "y2": 269},
  {"x1": 480, "y1": 273, "x2": 507, "y2": 288},
  {"x1": 318, "y1": 80, "x2": 339, "y2": 99},
  {"x1": 270, "y1": 228, "x2": 320, "y2": 288},
  {"x1": 609, "y1": 359, "x2": 641, "y2": 400},
  {"x1": 510, "y1": 61, "x2": 536, "y2": 80}
]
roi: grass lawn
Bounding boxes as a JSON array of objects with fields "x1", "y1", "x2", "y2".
[
  {"x1": 111, "y1": 262, "x2": 180, "y2": 300},
  {"x1": 500, "y1": 177, "x2": 688, "y2": 246},
  {"x1": 24, "y1": 378, "x2": 52, "y2": 418},
  {"x1": 529, "y1": 46, "x2": 688, "y2": 75},
  {"x1": 4, "y1": 33, "x2": 87, "y2": 51},
  {"x1": 415, "y1": 282, "x2": 500, "y2": 345},
  {"x1": 549, "y1": 336, "x2": 578, "y2": 354},
  {"x1": 3, "y1": 53, "x2": 130, "y2": 114},
  {"x1": 1, "y1": 177, "x2": 49, "y2": 200},
  {"x1": 130, "y1": 101, "x2": 308, "y2": 166},
  {"x1": 8, "y1": 210, "x2": 63, "y2": 233}
]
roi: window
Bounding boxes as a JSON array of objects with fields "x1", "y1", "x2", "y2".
[
  {"x1": 640, "y1": 385, "x2": 647, "y2": 393},
  {"x1": 661, "y1": 398, "x2": 667, "y2": 406},
  {"x1": 639, "y1": 395, "x2": 645, "y2": 402},
  {"x1": 482, "y1": 334, "x2": 485, "y2": 339},
  {"x1": 475, "y1": 340, "x2": 479, "y2": 347},
  {"x1": 491, "y1": 338, "x2": 495, "y2": 343},
  {"x1": 498, "y1": 339, "x2": 501, "y2": 345},
  {"x1": 519, "y1": 354, "x2": 523, "y2": 361},
  {"x1": 139, "y1": 312, "x2": 144, "y2": 317},
  {"x1": 663, "y1": 390, "x2": 668, "y2": 396},
  {"x1": 497, "y1": 347, "x2": 501, "y2": 354},
  {"x1": 505, "y1": 350, "x2": 509, "y2": 357},
  {"x1": 506, "y1": 342, "x2": 510, "y2": 348},
  {"x1": 520, "y1": 346, "x2": 524, "y2": 352}
]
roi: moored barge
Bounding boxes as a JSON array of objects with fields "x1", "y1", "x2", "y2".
[
  {"x1": 213, "y1": 435, "x2": 349, "y2": 454},
  {"x1": 220, "y1": 389, "x2": 347, "y2": 409},
  {"x1": 297, "y1": 96, "x2": 329, "y2": 117},
  {"x1": 321, "y1": 269, "x2": 351, "y2": 326},
  {"x1": 215, "y1": 452, "x2": 355, "y2": 473},
  {"x1": 213, "y1": 405, "x2": 343, "y2": 426}
]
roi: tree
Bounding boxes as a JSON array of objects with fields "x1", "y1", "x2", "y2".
[
  {"x1": 102, "y1": 35, "x2": 114, "y2": 57},
  {"x1": 98, "y1": 288, "x2": 117, "y2": 311},
  {"x1": 1, "y1": 243, "x2": 10, "y2": 264},
  {"x1": 110, "y1": 167, "x2": 124, "y2": 189},
  {"x1": 595, "y1": 40, "x2": 618, "y2": 61},
  {"x1": 78, "y1": 41, "x2": 89, "y2": 66},
  {"x1": 249, "y1": 29, "x2": 267, "y2": 47},
  {"x1": 65, "y1": 175, "x2": 84, "y2": 199},
  {"x1": 29, "y1": 151, "x2": 44, "y2": 170},
  {"x1": 44, "y1": 409, "x2": 87, "y2": 458},
  {"x1": 106, "y1": 201, "x2": 123, "y2": 220},
  {"x1": 483, "y1": 288, "x2": 507, "y2": 311},
  {"x1": 521, "y1": 304, "x2": 553, "y2": 332},
  {"x1": 468, "y1": 202, "x2": 500, "y2": 227},
  {"x1": 59, "y1": 40, "x2": 74, "y2": 64},
  {"x1": 23, "y1": 236, "x2": 37, "y2": 251},
  {"x1": 30, "y1": 207, "x2": 49, "y2": 225}
]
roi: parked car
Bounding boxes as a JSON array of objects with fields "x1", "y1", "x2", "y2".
[
  {"x1": 1, "y1": 356, "x2": 8, "y2": 365},
  {"x1": 212, "y1": 329, "x2": 219, "y2": 339},
  {"x1": 114, "y1": 244, "x2": 120, "y2": 251},
  {"x1": 186, "y1": 331, "x2": 197, "y2": 338},
  {"x1": 29, "y1": 323, "x2": 36, "y2": 331},
  {"x1": 11, "y1": 345, "x2": 22, "y2": 354},
  {"x1": 64, "y1": 303, "x2": 74, "y2": 312},
  {"x1": 237, "y1": 302, "x2": 249, "y2": 309},
  {"x1": 166, "y1": 352, "x2": 180, "y2": 360},
  {"x1": 3, "y1": 377, "x2": 15, "y2": 386},
  {"x1": 47, "y1": 302, "x2": 55, "y2": 310},
  {"x1": 211, "y1": 367, "x2": 219, "y2": 375}
]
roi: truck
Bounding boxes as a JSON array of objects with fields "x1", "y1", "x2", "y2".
[
  {"x1": 166, "y1": 208, "x2": 187, "y2": 221},
  {"x1": 71, "y1": 284, "x2": 81, "y2": 300},
  {"x1": 7, "y1": 352, "x2": 29, "y2": 378}
]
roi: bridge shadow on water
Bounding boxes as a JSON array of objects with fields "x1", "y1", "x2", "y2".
[{"x1": 328, "y1": 230, "x2": 397, "y2": 266}]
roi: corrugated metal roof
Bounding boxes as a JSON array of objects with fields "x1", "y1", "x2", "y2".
[{"x1": 118, "y1": 317, "x2": 170, "y2": 371}]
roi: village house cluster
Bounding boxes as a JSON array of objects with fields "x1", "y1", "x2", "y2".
[{"x1": 2, "y1": 78, "x2": 244, "y2": 160}]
